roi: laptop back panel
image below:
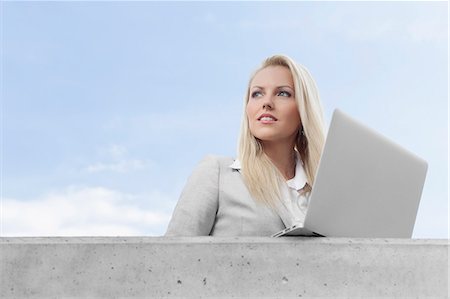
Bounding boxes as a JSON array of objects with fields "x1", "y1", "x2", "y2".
[{"x1": 304, "y1": 109, "x2": 428, "y2": 238}]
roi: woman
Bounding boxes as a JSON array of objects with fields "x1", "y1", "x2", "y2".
[{"x1": 165, "y1": 54, "x2": 326, "y2": 236}]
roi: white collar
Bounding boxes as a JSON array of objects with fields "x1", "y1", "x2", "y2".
[
  {"x1": 229, "y1": 152, "x2": 308, "y2": 191},
  {"x1": 229, "y1": 159, "x2": 241, "y2": 170}
]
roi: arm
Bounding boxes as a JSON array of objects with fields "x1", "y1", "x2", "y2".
[{"x1": 165, "y1": 155, "x2": 220, "y2": 236}]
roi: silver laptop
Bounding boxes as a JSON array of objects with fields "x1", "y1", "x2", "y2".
[{"x1": 272, "y1": 109, "x2": 428, "y2": 238}]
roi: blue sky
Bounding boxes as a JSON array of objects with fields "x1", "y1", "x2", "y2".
[{"x1": 1, "y1": 1, "x2": 448, "y2": 238}]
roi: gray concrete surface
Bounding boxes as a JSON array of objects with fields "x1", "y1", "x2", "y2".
[{"x1": 0, "y1": 237, "x2": 448, "y2": 298}]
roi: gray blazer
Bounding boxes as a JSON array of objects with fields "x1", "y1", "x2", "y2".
[{"x1": 165, "y1": 155, "x2": 294, "y2": 236}]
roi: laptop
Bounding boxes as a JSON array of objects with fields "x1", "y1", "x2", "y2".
[{"x1": 272, "y1": 109, "x2": 428, "y2": 238}]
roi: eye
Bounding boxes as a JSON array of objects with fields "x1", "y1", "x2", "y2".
[
  {"x1": 277, "y1": 90, "x2": 292, "y2": 97},
  {"x1": 251, "y1": 91, "x2": 263, "y2": 98}
]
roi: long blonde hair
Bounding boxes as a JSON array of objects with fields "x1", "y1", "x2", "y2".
[{"x1": 238, "y1": 54, "x2": 326, "y2": 208}]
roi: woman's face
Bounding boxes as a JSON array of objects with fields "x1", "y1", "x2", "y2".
[{"x1": 246, "y1": 65, "x2": 301, "y2": 145}]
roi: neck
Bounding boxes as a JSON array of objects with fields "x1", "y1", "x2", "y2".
[{"x1": 261, "y1": 140, "x2": 296, "y2": 180}]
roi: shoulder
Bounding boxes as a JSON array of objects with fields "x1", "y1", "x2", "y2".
[
  {"x1": 186, "y1": 155, "x2": 236, "y2": 180},
  {"x1": 199, "y1": 155, "x2": 235, "y2": 169}
]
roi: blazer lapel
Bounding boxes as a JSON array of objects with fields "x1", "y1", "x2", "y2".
[
  {"x1": 230, "y1": 158, "x2": 293, "y2": 229},
  {"x1": 274, "y1": 200, "x2": 294, "y2": 228}
]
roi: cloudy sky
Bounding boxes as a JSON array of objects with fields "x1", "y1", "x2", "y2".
[{"x1": 1, "y1": 1, "x2": 448, "y2": 238}]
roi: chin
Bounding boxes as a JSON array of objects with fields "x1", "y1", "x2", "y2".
[
  {"x1": 254, "y1": 134, "x2": 282, "y2": 143},
  {"x1": 253, "y1": 131, "x2": 297, "y2": 144}
]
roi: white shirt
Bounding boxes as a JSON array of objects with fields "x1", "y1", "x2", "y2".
[{"x1": 229, "y1": 153, "x2": 310, "y2": 226}]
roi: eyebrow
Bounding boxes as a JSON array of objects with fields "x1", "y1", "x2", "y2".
[{"x1": 251, "y1": 85, "x2": 294, "y2": 90}]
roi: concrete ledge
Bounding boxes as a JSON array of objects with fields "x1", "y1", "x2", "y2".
[{"x1": 1, "y1": 237, "x2": 448, "y2": 298}]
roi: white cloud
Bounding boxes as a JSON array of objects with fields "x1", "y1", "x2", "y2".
[
  {"x1": 131, "y1": 102, "x2": 241, "y2": 134},
  {"x1": 202, "y1": 11, "x2": 217, "y2": 24},
  {"x1": 1, "y1": 186, "x2": 172, "y2": 236},
  {"x1": 237, "y1": 5, "x2": 447, "y2": 44},
  {"x1": 85, "y1": 144, "x2": 149, "y2": 173},
  {"x1": 107, "y1": 144, "x2": 127, "y2": 159},
  {"x1": 406, "y1": 15, "x2": 448, "y2": 43},
  {"x1": 324, "y1": 6, "x2": 447, "y2": 44},
  {"x1": 85, "y1": 159, "x2": 147, "y2": 173}
]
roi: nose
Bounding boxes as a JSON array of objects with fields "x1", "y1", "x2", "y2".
[{"x1": 262, "y1": 95, "x2": 274, "y2": 110}]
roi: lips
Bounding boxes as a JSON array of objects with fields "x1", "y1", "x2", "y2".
[{"x1": 258, "y1": 113, "x2": 278, "y2": 121}]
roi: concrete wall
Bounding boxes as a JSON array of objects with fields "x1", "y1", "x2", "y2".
[{"x1": 1, "y1": 237, "x2": 448, "y2": 298}]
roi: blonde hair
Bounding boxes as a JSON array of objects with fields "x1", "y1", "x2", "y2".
[{"x1": 238, "y1": 54, "x2": 326, "y2": 209}]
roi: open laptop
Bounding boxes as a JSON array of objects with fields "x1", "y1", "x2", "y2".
[{"x1": 272, "y1": 109, "x2": 428, "y2": 238}]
